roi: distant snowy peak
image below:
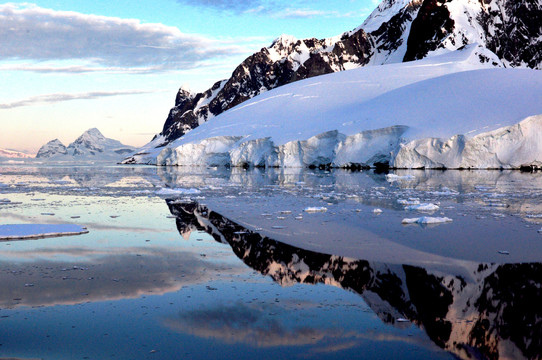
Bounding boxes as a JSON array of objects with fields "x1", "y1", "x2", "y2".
[
  {"x1": 67, "y1": 128, "x2": 108, "y2": 156},
  {"x1": 0, "y1": 148, "x2": 34, "y2": 159},
  {"x1": 36, "y1": 139, "x2": 68, "y2": 158},
  {"x1": 36, "y1": 128, "x2": 135, "y2": 162}
]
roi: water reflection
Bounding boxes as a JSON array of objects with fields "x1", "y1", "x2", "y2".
[
  {"x1": 0, "y1": 246, "x2": 243, "y2": 308},
  {"x1": 167, "y1": 200, "x2": 542, "y2": 360}
]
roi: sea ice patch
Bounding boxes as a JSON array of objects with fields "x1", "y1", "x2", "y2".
[
  {"x1": 304, "y1": 207, "x2": 328, "y2": 213},
  {"x1": 0, "y1": 224, "x2": 89, "y2": 240},
  {"x1": 402, "y1": 217, "x2": 453, "y2": 225},
  {"x1": 404, "y1": 203, "x2": 440, "y2": 212}
]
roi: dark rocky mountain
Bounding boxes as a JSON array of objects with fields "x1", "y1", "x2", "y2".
[
  {"x1": 167, "y1": 199, "x2": 542, "y2": 360},
  {"x1": 124, "y1": 0, "x2": 541, "y2": 164},
  {"x1": 404, "y1": 0, "x2": 542, "y2": 67}
]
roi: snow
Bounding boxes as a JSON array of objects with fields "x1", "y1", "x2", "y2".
[
  {"x1": 0, "y1": 224, "x2": 89, "y2": 240},
  {"x1": 360, "y1": 0, "x2": 415, "y2": 33},
  {"x1": 402, "y1": 217, "x2": 453, "y2": 225},
  {"x1": 154, "y1": 45, "x2": 542, "y2": 169}
]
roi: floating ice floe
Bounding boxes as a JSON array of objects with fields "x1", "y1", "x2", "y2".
[
  {"x1": 385, "y1": 174, "x2": 415, "y2": 182},
  {"x1": 429, "y1": 187, "x2": 460, "y2": 196},
  {"x1": 304, "y1": 207, "x2": 328, "y2": 213},
  {"x1": 373, "y1": 208, "x2": 383, "y2": 214},
  {"x1": 404, "y1": 203, "x2": 440, "y2": 211},
  {"x1": 397, "y1": 198, "x2": 420, "y2": 205},
  {"x1": 0, "y1": 224, "x2": 89, "y2": 240},
  {"x1": 402, "y1": 217, "x2": 453, "y2": 225},
  {"x1": 155, "y1": 187, "x2": 201, "y2": 195}
]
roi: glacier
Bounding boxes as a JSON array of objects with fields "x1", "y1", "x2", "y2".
[{"x1": 153, "y1": 46, "x2": 542, "y2": 169}]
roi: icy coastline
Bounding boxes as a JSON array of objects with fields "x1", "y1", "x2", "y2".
[{"x1": 141, "y1": 47, "x2": 542, "y2": 170}]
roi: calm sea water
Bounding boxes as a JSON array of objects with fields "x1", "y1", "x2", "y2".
[{"x1": 0, "y1": 165, "x2": 541, "y2": 359}]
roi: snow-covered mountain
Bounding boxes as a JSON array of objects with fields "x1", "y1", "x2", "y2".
[
  {"x1": 123, "y1": 0, "x2": 542, "y2": 165},
  {"x1": 168, "y1": 200, "x2": 542, "y2": 360},
  {"x1": 0, "y1": 148, "x2": 34, "y2": 159},
  {"x1": 36, "y1": 128, "x2": 136, "y2": 163},
  {"x1": 135, "y1": 46, "x2": 542, "y2": 169},
  {"x1": 36, "y1": 139, "x2": 68, "y2": 158}
]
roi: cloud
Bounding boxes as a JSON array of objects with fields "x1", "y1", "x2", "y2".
[
  {"x1": 0, "y1": 247, "x2": 246, "y2": 308},
  {"x1": 0, "y1": 3, "x2": 248, "y2": 71},
  {"x1": 164, "y1": 303, "x2": 359, "y2": 348},
  {"x1": 0, "y1": 90, "x2": 161, "y2": 109},
  {"x1": 177, "y1": 0, "x2": 333, "y2": 18},
  {"x1": 0, "y1": 63, "x2": 175, "y2": 74},
  {"x1": 274, "y1": 8, "x2": 333, "y2": 18},
  {"x1": 177, "y1": 0, "x2": 273, "y2": 13}
]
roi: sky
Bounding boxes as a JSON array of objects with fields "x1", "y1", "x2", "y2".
[{"x1": 0, "y1": 0, "x2": 380, "y2": 154}]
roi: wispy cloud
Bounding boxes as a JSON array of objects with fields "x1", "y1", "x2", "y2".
[
  {"x1": 177, "y1": 0, "x2": 274, "y2": 13},
  {"x1": 0, "y1": 90, "x2": 162, "y2": 109},
  {"x1": 176, "y1": 0, "x2": 350, "y2": 19},
  {"x1": 0, "y1": 3, "x2": 250, "y2": 72}
]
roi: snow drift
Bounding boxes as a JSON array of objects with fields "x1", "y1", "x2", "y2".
[{"x1": 153, "y1": 46, "x2": 542, "y2": 169}]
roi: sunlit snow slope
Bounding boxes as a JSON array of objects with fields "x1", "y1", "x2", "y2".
[{"x1": 154, "y1": 46, "x2": 542, "y2": 169}]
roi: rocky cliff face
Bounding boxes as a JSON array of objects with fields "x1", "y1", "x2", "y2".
[
  {"x1": 404, "y1": 0, "x2": 542, "y2": 68},
  {"x1": 124, "y1": 0, "x2": 542, "y2": 164}
]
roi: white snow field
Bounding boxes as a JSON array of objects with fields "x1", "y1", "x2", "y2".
[
  {"x1": 0, "y1": 224, "x2": 89, "y2": 240},
  {"x1": 153, "y1": 45, "x2": 542, "y2": 169}
]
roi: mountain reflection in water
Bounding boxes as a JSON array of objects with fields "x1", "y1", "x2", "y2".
[{"x1": 167, "y1": 199, "x2": 542, "y2": 360}]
